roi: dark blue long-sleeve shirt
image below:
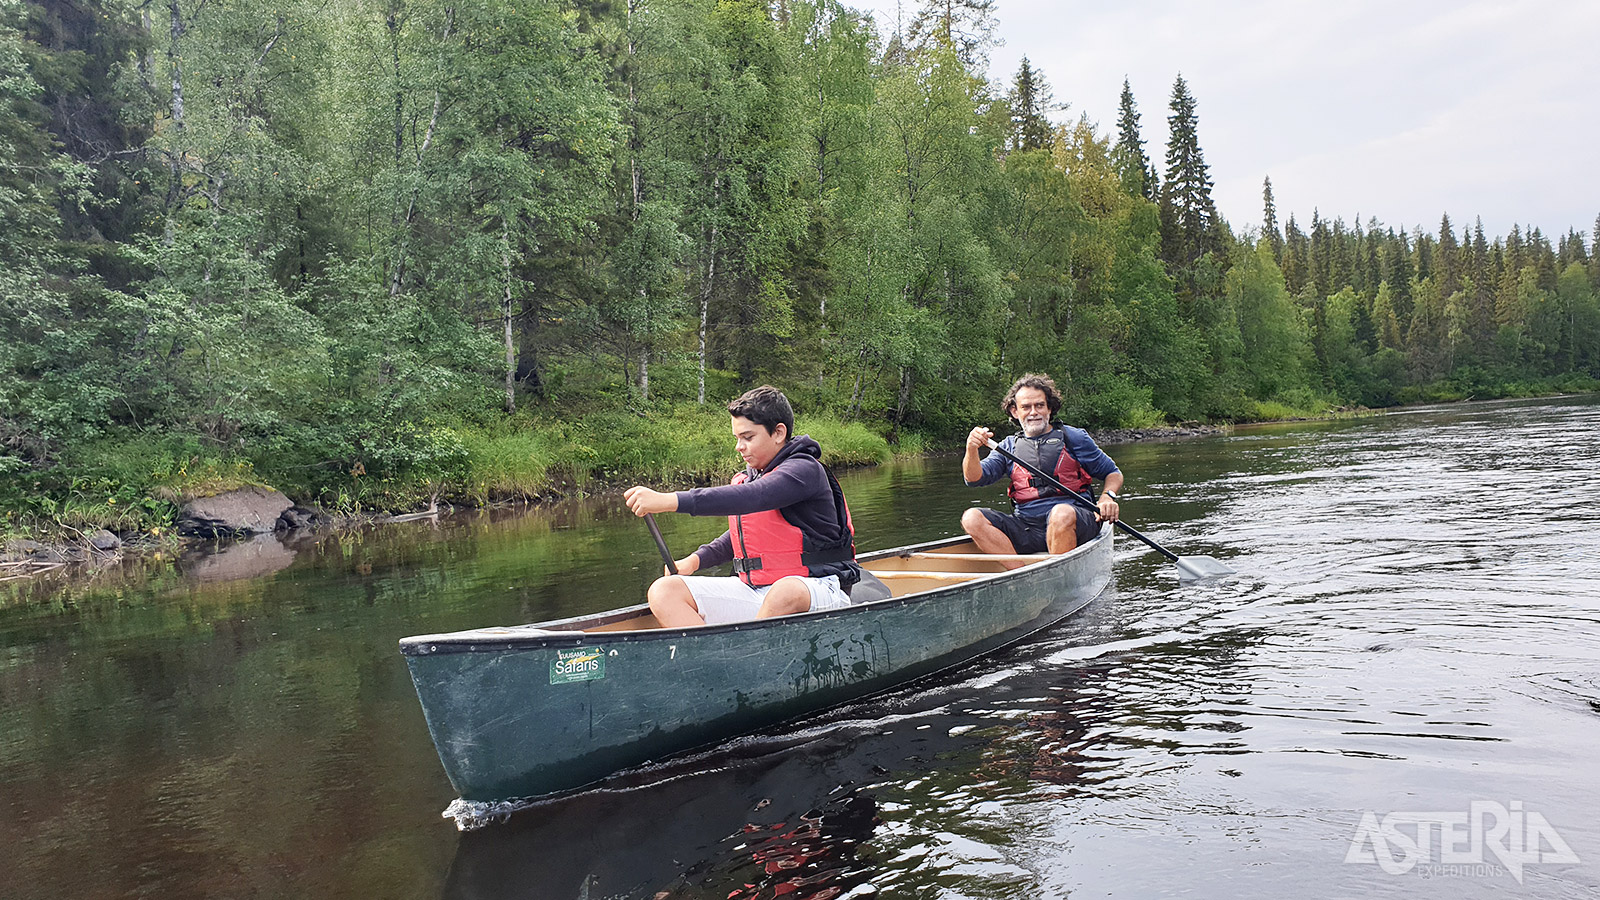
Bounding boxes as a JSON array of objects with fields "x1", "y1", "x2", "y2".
[{"x1": 675, "y1": 435, "x2": 846, "y2": 568}]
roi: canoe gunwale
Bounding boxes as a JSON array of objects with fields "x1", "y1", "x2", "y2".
[{"x1": 399, "y1": 528, "x2": 1108, "y2": 656}]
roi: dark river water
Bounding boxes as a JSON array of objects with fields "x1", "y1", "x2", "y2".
[{"x1": 3, "y1": 397, "x2": 1598, "y2": 899}]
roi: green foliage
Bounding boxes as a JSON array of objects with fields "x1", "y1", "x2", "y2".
[{"x1": 1, "y1": 0, "x2": 1596, "y2": 536}]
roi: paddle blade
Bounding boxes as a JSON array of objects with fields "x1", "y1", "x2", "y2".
[{"x1": 1175, "y1": 555, "x2": 1235, "y2": 582}]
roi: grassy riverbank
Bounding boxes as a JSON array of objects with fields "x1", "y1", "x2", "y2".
[
  {"x1": 5, "y1": 380, "x2": 1594, "y2": 547},
  {"x1": 1, "y1": 408, "x2": 896, "y2": 542}
]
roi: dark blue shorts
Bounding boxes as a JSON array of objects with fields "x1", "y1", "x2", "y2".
[{"x1": 979, "y1": 505, "x2": 1099, "y2": 553}]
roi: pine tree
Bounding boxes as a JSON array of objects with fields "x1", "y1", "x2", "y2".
[
  {"x1": 1261, "y1": 176, "x2": 1283, "y2": 264},
  {"x1": 1007, "y1": 57, "x2": 1054, "y2": 152},
  {"x1": 1112, "y1": 78, "x2": 1156, "y2": 200},
  {"x1": 1158, "y1": 74, "x2": 1219, "y2": 271}
]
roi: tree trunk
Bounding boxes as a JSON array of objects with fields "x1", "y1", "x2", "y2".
[
  {"x1": 502, "y1": 222, "x2": 516, "y2": 414},
  {"x1": 388, "y1": 7, "x2": 449, "y2": 298},
  {"x1": 847, "y1": 359, "x2": 864, "y2": 420},
  {"x1": 698, "y1": 219, "x2": 717, "y2": 405},
  {"x1": 894, "y1": 366, "x2": 912, "y2": 429},
  {"x1": 168, "y1": 0, "x2": 185, "y2": 129}
]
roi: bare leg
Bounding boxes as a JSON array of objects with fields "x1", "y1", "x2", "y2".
[
  {"x1": 960, "y1": 508, "x2": 1028, "y2": 570},
  {"x1": 647, "y1": 575, "x2": 706, "y2": 627},
  {"x1": 1045, "y1": 505, "x2": 1080, "y2": 555},
  {"x1": 756, "y1": 577, "x2": 812, "y2": 618}
]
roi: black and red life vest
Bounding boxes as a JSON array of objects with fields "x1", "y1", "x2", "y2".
[
  {"x1": 728, "y1": 467, "x2": 856, "y2": 587},
  {"x1": 1006, "y1": 427, "x2": 1093, "y2": 503}
]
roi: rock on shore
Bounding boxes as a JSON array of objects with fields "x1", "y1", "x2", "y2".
[{"x1": 176, "y1": 486, "x2": 294, "y2": 538}]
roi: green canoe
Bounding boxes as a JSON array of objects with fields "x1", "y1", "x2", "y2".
[{"x1": 400, "y1": 525, "x2": 1113, "y2": 818}]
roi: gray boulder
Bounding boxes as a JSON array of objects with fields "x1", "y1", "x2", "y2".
[
  {"x1": 177, "y1": 486, "x2": 294, "y2": 538},
  {"x1": 3, "y1": 539, "x2": 47, "y2": 562},
  {"x1": 88, "y1": 529, "x2": 121, "y2": 552},
  {"x1": 277, "y1": 505, "x2": 326, "y2": 531}
]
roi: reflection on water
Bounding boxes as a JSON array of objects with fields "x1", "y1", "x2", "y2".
[
  {"x1": 3, "y1": 397, "x2": 1600, "y2": 899},
  {"x1": 443, "y1": 751, "x2": 881, "y2": 900}
]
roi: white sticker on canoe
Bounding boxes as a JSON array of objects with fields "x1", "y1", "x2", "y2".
[{"x1": 550, "y1": 647, "x2": 605, "y2": 684}]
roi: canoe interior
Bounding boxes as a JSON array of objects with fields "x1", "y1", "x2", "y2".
[{"x1": 559, "y1": 539, "x2": 1054, "y2": 635}]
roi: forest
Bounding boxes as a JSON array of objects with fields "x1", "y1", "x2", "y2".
[{"x1": 3, "y1": 0, "x2": 1598, "y2": 534}]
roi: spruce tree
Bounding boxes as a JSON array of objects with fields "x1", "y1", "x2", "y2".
[
  {"x1": 1310, "y1": 210, "x2": 1332, "y2": 301},
  {"x1": 1469, "y1": 218, "x2": 1494, "y2": 346},
  {"x1": 1349, "y1": 217, "x2": 1368, "y2": 297},
  {"x1": 1557, "y1": 228, "x2": 1588, "y2": 269},
  {"x1": 1528, "y1": 228, "x2": 1557, "y2": 291},
  {"x1": 1415, "y1": 229, "x2": 1433, "y2": 286},
  {"x1": 1112, "y1": 78, "x2": 1156, "y2": 200},
  {"x1": 1261, "y1": 176, "x2": 1283, "y2": 264},
  {"x1": 1590, "y1": 214, "x2": 1600, "y2": 291},
  {"x1": 1363, "y1": 221, "x2": 1383, "y2": 300},
  {"x1": 1389, "y1": 230, "x2": 1414, "y2": 321},
  {"x1": 1282, "y1": 213, "x2": 1307, "y2": 295},
  {"x1": 1331, "y1": 216, "x2": 1354, "y2": 294},
  {"x1": 1008, "y1": 57, "x2": 1054, "y2": 152},
  {"x1": 1159, "y1": 74, "x2": 1219, "y2": 271},
  {"x1": 1436, "y1": 213, "x2": 1461, "y2": 299}
]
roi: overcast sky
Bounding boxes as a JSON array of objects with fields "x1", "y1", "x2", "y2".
[{"x1": 848, "y1": 0, "x2": 1598, "y2": 243}]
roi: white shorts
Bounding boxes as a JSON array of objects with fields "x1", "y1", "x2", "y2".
[{"x1": 680, "y1": 574, "x2": 852, "y2": 625}]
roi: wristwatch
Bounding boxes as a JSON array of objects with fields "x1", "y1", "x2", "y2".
[{"x1": 1102, "y1": 490, "x2": 1118, "y2": 500}]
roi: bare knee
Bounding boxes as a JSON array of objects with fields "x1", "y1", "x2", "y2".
[
  {"x1": 1046, "y1": 506, "x2": 1079, "y2": 554},
  {"x1": 960, "y1": 507, "x2": 989, "y2": 536},
  {"x1": 757, "y1": 578, "x2": 811, "y2": 618},
  {"x1": 647, "y1": 575, "x2": 702, "y2": 624},
  {"x1": 646, "y1": 574, "x2": 681, "y2": 607}
]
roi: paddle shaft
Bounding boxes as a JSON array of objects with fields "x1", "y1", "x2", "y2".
[
  {"x1": 983, "y1": 438, "x2": 1180, "y2": 563},
  {"x1": 644, "y1": 513, "x2": 679, "y2": 575}
]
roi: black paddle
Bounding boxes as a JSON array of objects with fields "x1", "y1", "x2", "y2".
[
  {"x1": 644, "y1": 513, "x2": 679, "y2": 575},
  {"x1": 984, "y1": 437, "x2": 1234, "y2": 581}
]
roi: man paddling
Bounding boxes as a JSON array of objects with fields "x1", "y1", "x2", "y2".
[
  {"x1": 624, "y1": 385, "x2": 860, "y2": 627},
  {"x1": 961, "y1": 373, "x2": 1123, "y2": 567}
]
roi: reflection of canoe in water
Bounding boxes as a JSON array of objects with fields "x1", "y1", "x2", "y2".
[{"x1": 400, "y1": 525, "x2": 1113, "y2": 816}]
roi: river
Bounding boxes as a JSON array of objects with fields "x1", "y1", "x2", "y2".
[{"x1": 2, "y1": 396, "x2": 1597, "y2": 898}]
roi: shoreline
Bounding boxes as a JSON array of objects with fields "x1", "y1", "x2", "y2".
[{"x1": 0, "y1": 418, "x2": 1238, "y2": 585}]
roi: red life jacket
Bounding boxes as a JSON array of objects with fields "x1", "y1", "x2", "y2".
[
  {"x1": 728, "y1": 468, "x2": 856, "y2": 587},
  {"x1": 1007, "y1": 427, "x2": 1092, "y2": 502}
]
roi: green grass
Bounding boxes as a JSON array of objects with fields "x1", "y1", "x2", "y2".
[{"x1": 280, "y1": 409, "x2": 894, "y2": 512}]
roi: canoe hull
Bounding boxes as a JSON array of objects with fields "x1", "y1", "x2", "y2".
[{"x1": 401, "y1": 527, "x2": 1112, "y2": 803}]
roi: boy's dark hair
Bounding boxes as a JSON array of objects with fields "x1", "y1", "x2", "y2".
[
  {"x1": 728, "y1": 385, "x2": 794, "y2": 438},
  {"x1": 1002, "y1": 373, "x2": 1063, "y2": 419}
]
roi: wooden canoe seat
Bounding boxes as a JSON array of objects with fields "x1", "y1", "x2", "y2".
[
  {"x1": 903, "y1": 551, "x2": 1048, "y2": 564},
  {"x1": 870, "y1": 570, "x2": 986, "y2": 582}
]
